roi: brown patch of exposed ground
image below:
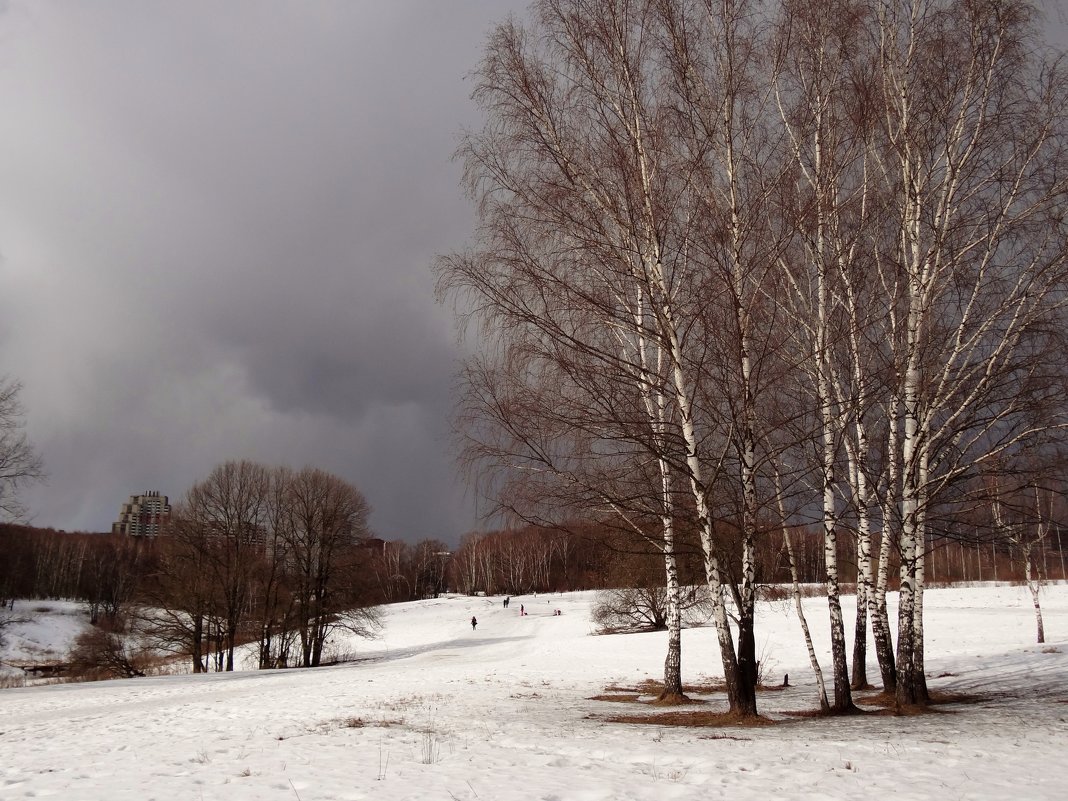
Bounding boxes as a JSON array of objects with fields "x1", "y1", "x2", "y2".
[
  {"x1": 647, "y1": 692, "x2": 697, "y2": 707},
  {"x1": 600, "y1": 709, "x2": 776, "y2": 728},
  {"x1": 851, "y1": 687, "x2": 996, "y2": 715},
  {"x1": 595, "y1": 675, "x2": 1025, "y2": 726},
  {"x1": 589, "y1": 694, "x2": 642, "y2": 703},
  {"x1": 589, "y1": 688, "x2": 702, "y2": 706},
  {"x1": 594, "y1": 677, "x2": 782, "y2": 708}
]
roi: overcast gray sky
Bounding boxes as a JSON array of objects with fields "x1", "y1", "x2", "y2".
[{"x1": 0, "y1": 1, "x2": 527, "y2": 543}]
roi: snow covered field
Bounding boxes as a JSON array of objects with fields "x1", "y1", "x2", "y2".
[{"x1": 2, "y1": 585, "x2": 1066, "y2": 801}]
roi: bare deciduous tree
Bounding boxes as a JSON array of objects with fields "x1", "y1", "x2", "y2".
[
  {"x1": 0, "y1": 378, "x2": 43, "y2": 521},
  {"x1": 278, "y1": 466, "x2": 374, "y2": 667}
]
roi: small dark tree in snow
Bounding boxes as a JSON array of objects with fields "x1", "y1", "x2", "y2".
[
  {"x1": 0, "y1": 378, "x2": 43, "y2": 522},
  {"x1": 67, "y1": 627, "x2": 148, "y2": 680}
]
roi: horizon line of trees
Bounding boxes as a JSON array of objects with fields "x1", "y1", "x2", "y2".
[{"x1": 4, "y1": 492, "x2": 1065, "y2": 609}]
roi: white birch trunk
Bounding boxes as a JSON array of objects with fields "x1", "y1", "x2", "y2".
[
  {"x1": 1024, "y1": 545, "x2": 1045, "y2": 644},
  {"x1": 627, "y1": 285, "x2": 686, "y2": 700}
]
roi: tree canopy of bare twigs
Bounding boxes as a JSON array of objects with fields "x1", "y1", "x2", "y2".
[{"x1": 0, "y1": 377, "x2": 44, "y2": 522}]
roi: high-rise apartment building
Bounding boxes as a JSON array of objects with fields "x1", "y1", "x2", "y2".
[{"x1": 112, "y1": 490, "x2": 171, "y2": 537}]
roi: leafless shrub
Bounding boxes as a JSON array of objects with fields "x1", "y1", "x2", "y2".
[
  {"x1": 592, "y1": 585, "x2": 708, "y2": 634},
  {"x1": 419, "y1": 726, "x2": 440, "y2": 765},
  {"x1": 67, "y1": 627, "x2": 153, "y2": 680}
]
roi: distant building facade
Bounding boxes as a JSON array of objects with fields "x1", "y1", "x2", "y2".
[{"x1": 112, "y1": 490, "x2": 171, "y2": 537}]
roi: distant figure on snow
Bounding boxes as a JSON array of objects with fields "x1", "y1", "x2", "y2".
[
  {"x1": 520, "y1": 604, "x2": 525, "y2": 616},
  {"x1": 503, "y1": 596, "x2": 509, "y2": 609},
  {"x1": 471, "y1": 616, "x2": 477, "y2": 630}
]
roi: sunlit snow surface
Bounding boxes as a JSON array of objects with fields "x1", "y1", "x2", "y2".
[{"x1": 1, "y1": 585, "x2": 1066, "y2": 800}]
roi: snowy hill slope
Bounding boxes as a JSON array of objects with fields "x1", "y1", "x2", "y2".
[{"x1": 1, "y1": 586, "x2": 1066, "y2": 801}]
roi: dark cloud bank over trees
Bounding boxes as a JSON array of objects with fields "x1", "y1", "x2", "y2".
[{"x1": 0, "y1": 1, "x2": 525, "y2": 543}]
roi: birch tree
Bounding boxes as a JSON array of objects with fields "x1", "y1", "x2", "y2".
[
  {"x1": 660, "y1": 0, "x2": 804, "y2": 714},
  {"x1": 770, "y1": 0, "x2": 877, "y2": 709},
  {"x1": 439, "y1": 0, "x2": 763, "y2": 711},
  {"x1": 441, "y1": 0, "x2": 1068, "y2": 717},
  {"x1": 870, "y1": 0, "x2": 1068, "y2": 706},
  {"x1": 991, "y1": 478, "x2": 1055, "y2": 644}
]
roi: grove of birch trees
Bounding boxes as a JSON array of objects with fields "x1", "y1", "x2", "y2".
[{"x1": 438, "y1": 0, "x2": 1068, "y2": 716}]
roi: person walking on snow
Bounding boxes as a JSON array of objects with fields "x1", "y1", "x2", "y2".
[{"x1": 471, "y1": 616, "x2": 477, "y2": 630}]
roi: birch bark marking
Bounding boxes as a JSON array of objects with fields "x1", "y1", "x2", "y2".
[
  {"x1": 1033, "y1": 489, "x2": 1050, "y2": 645},
  {"x1": 653, "y1": 355, "x2": 686, "y2": 698},
  {"x1": 875, "y1": 0, "x2": 928, "y2": 709},
  {"x1": 1025, "y1": 535, "x2": 1045, "y2": 644},
  {"x1": 842, "y1": 230, "x2": 882, "y2": 692},
  {"x1": 1023, "y1": 485, "x2": 1049, "y2": 644},
  {"x1": 659, "y1": 286, "x2": 744, "y2": 710},
  {"x1": 813, "y1": 105, "x2": 854, "y2": 713}
]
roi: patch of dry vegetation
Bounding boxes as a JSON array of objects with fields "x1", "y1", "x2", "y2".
[
  {"x1": 849, "y1": 688, "x2": 991, "y2": 716},
  {"x1": 334, "y1": 716, "x2": 403, "y2": 729},
  {"x1": 589, "y1": 693, "x2": 642, "y2": 703},
  {"x1": 601, "y1": 709, "x2": 776, "y2": 728},
  {"x1": 0, "y1": 673, "x2": 26, "y2": 689},
  {"x1": 648, "y1": 692, "x2": 697, "y2": 707}
]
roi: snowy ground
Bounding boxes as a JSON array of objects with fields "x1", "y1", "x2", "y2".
[
  {"x1": 1, "y1": 585, "x2": 1066, "y2": 801},
  {"x1": 0, "y1": 600, "x2": 88, "y2": 668}
]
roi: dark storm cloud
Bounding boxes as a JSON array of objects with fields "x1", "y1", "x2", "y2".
[{"x1": 0, "y1": 0, "x2": 527, "y2": 542}]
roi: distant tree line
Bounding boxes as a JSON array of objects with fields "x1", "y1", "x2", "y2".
[{"x1": 4, "y1": 484, "x2": 1063, "y2": 612}]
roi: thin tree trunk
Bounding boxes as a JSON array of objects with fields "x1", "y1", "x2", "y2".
[
  {"x1": 1026, "y1": 548, "x2": 1045, "y2": 644},
  {"x1": 776, "y1": 470, "x2": 829, "y2": 712},
  {"x1": 851, "y1": 578, "x2": 869, "y2": 691}
]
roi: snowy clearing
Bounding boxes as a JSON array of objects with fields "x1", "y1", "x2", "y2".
[{"x1": 1, "y1": 585, "x2": 1066, "y2": 800}]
